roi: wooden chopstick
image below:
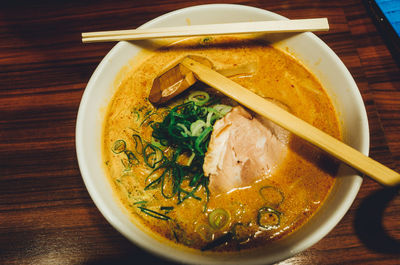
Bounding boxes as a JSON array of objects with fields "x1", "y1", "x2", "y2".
[
  {"x1": 180, "y1": 57, "x2": 400, "y2": 186},
  {"x1": 82, "y1": 18, "x2": 329, "y2": 43}
]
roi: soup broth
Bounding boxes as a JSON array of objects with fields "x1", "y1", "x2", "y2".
[{"x1": 102, "y1": 36, "x2": 341, "y2": 251}]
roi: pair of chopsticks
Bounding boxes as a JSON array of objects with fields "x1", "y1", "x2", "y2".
[{"x1": 81, "y1": 18, "x2": 329, "y2": 43}]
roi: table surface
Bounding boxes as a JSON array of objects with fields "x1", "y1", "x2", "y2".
[{"x1": 1, "y1": 0, "x2": 399, "y2": 264}]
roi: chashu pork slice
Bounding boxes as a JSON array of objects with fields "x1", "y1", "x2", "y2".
[{"x1": 203, "y1": 106, "x2": 290, "y2": 195}]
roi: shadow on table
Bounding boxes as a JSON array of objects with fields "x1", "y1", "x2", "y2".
[{"x1": 354, "y1": 184, "x2": 400, "y2": 255}]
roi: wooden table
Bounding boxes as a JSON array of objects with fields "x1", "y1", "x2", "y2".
[{"x1": 1, "y1": 1, "x2": 399, "y2": 264}]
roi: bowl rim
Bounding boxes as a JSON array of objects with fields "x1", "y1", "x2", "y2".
[{"x1": 76, "y1": 3, "x2": 368, "y2": 265}]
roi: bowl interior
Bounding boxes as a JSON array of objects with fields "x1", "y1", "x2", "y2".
[{"x1": 76, "y1": 4, "x2": 368, "y2": 265}]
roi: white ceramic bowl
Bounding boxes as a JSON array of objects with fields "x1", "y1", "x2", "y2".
[{"x1": 76, "y1": 4, "x2": 369, "y2": 265}]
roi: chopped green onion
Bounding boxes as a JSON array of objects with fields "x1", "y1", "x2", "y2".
[
  {"x1": 205, "y1": 111, "x2": 215, "y2": 127},
  {"x1": 257, "y1": 207, "x2": 281, "y2": 229},
  {"x1": 194, "y1": 126, "x2": 212, "y2": 155},
  {"x1": 177, "y1": 183, "x2": 202, "y2": 204},
  {"x1": 132, "y1": 110, "x2": 140, "y2": 121},
  {"x1": 176, "y1": 123, "x2": 192, "y2": 137},
  {"x1": 140, "y1": 112, "x2": 162, "y2": 127},
  {"x1": 132, "y1": 134, "x2": 143, "y2": 154},
  {"x1": 143, "y1": 143, "x2": 164, "y2": 168},
  {"x1": 151, "y1": 138, "x2": 166, "y2": 150},
  {"x1": 189, "y1": 172, "x2": 203, "y2": 187},
  {"x1": 160, "y1": 206, "x2": 174, "y2": 213},
  {"x1": 138, "y1": 206, "x2": 170, "y2": 221},
  {"x1": 208, "y1": 208, "x2": 230, "y2": 230},
  {"x1": 144, "y1": 163, "x2": 168, "y2": 190},
  {"x1": 112, "y1": 140, "x2": 126, "y2": 154},
  {"x1": 259, "y1": 186, "x2": 284, "y2": 207},
  {"x1": 134, "y1": 200, "x2": 147, "y2": 205},
  {"x1": 161, "y1": 167, "x2": 178, "y2": 199},
  {"x1": 124, "y1": 150, "x2": 139, "y2": 166},
  {"x1": 186, "y1": 152, "x2": 196, "y2": 166},
  {"x1": 188, "y1": 91, "x2": 210, "y2": 106},
  {"x1": 190, "y1": 120, "x2": 207, "y2": 137},
  {"x1": 160, "y1": 206, "x2": 174, "y2": 210},
  {"x1": 212, "y1": 104, "x2": 232, "y2": 116}
]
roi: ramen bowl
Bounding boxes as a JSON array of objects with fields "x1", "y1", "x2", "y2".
[{"x1": 76, "y1": 4, "x2": 368, "y2": 264}]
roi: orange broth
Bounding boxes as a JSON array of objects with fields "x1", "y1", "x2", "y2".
[{"x1": 102, "y1": 36, "x2": 341, "y2": 251}]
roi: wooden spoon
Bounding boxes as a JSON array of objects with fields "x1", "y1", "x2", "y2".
[
  {"x1": 149, "y1": 55, "x2": 256, "y2": 104},
  {"x1": 150, "y1": 56, "x2": 400, "y2": 186}
]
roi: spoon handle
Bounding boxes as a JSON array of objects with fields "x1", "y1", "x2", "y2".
[{"x1": 181, "y1": 57, "x2": 400, "y2": 186}]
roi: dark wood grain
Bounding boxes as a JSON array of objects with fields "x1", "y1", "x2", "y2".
[{"x1": 1, "y1": 0, "x2": 399, "y2": 264}]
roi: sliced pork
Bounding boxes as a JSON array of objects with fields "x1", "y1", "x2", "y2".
[{"x1": 203, "y1": 106, "x2": 290, "y2": 195}]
